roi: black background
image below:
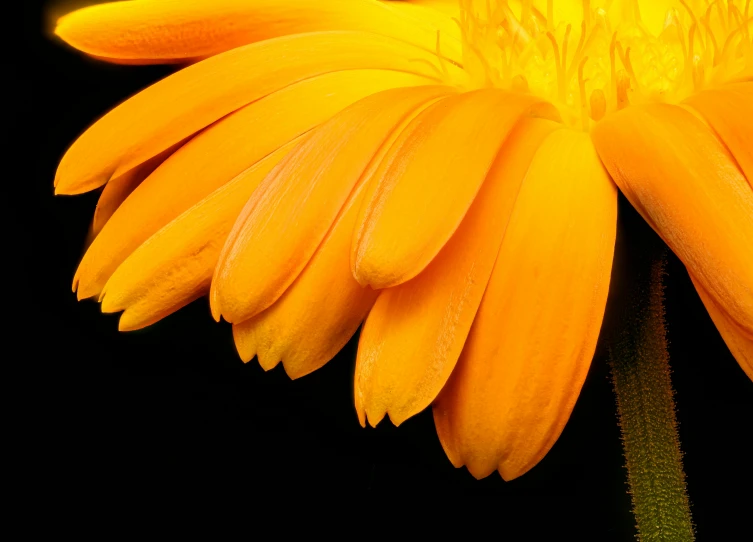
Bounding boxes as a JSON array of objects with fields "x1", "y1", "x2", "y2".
[{"x1": 15, "y1": 1, "x2": 752, "y2": 537}]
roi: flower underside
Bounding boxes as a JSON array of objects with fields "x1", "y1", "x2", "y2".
[
  {"x1": 49, "y1": 0, "x2": 752, "y2": 483},
  {"x1": 460, "y1": 0, "x2": 751, "y2": 126}
]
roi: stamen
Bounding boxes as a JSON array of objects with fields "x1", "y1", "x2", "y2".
[
  {"x1": 590, "y1": 89, "x2": 606, "y2": 121},
  {"x1": 692, "y1": 57, "x2": 706, "y2": 89},
  {"x1": 729, "y1": 0, "x2": 739, "y2": 27},
  {"x1": 583, "y1": 0, "x2": 591, "y2": 32},
  {"x1": 680, "y1": 0, "x2": 705, "y2": 48},
  {"x1": 566, "y1": 21, "x2": 592, "y2": 81},
  {"x1": 721, "y1": 16, "x2": 753, "y2": 60},
  {"x1": 435, "y1": 30, "x2": 451, "y2": 79},
  {"x1": 701, "y1": 18, "x2": 721, "y2": 65},
  {"x1": 616, "y1": 71, "x2": 631, "y2": 109},
  {"x1": 615, "y1": 42, "x2": 641, "y2": 95},
  {"x1": 546, "y1": 31, "x2": 566, "y2": 101},
  {"x1": 688, "y1": 22, "x2": 697, "y2": 74},
  {"x1": 457, "y1": 0, "x2": 748, "y2": 128},
  {"x1": 578, "y1": 56, "x2": 590, "y2": 131},
  {"x1": 610, "y1": 32, "x2": 617, "y2": 107},
  {"x1": 521, "y1": 0, "x2": 532, "y2": 25},
  {"x1": 562, "y1": 24, "x2": 573, "y2": 75},
  {"x1": 714, "y1": 0, "x2": 729, "y2": 32}
]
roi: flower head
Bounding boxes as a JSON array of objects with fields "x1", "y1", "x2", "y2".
[{"x1": 53, "y1": 0, "x2": 751, "y2": 480}]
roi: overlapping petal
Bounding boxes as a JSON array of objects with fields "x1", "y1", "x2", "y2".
[
  {"x1": 55, "y1": 0, "x2": 462, "y2": 65},
  {"x1": 684, "y1": 82, "x2": 753, "y2": 188},
  {"x1": 355, "y1": 117, "x2": 560, "y2": 427},
  {"x1": 691, "y1": 275, "x2": 753, "y2": 380},
  {"x1": 52, "y1": 0, "x2": 753, "y2": 484},
  {"x1": 592, "y1": 104, "x2": 753, "y2": 371},
  {"x1": 210, "y1": 85, "x2": 454, "y2": 324},
  {"x1": 55, "y1": 31, "x2": 463, "y2": 195},
  {"x1": 232, "y1": 181, "x2": 379, "y2": 379},
  {"x1": 90, "y1": 144, "x2": 181, "y2": 237},
  {"x1": 434, "y1": 129, "x2": 617, "y2": 480},
  {"x1": 99, "y1": 142, "x2": 299, "y2": 331},
  {"x1": 351, "y1": 88, "x2": 559, "y2": 289},
  {"x1": 231, "y1": 88, "x2": 444, "y2": 377},
  {"x1": 73, "y1": 69, "x2": 426, "y2": 299}
]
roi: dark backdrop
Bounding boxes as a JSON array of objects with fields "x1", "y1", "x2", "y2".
[{"x1": 16, "y1": 1, "x2": 752, "y2": 537}]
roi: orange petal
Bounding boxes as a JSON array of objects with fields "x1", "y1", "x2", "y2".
[
  {"x1": 433, "y1": 130, "x2": 617, "y2": 481},
  {"x1": 232, "y1": 179, "x2": 379, "y2": 379},
  {"x1": 354, "y1": 117, "x2": 561, "y2": 428},
  {"x1": 210, "y1": 85, "x2": 454, "y2": 324},
  {"x1": 684, "y1": 82, "x2": 753, "y2": 188},
  {"x1": 54, "y1": 31, "x2": 462, "y2": 195},
  {"x1": 74, "y1": 69, "x2": 426, "y2": 299},
  {"x1": 690, "y1": 274, "x2": 753, "y2": 381},
  {"x1": 55, "y1": 0, "x2": 461, "y2": 65},
  {"x1": 351, "y1": 88, "x2": 559, "y2": 289},
  {"x1": 231, "y1": 88, "x2": 439, "y2": 377},
  {"x1": 91, "y1": 144, "x2": 181, "y2": 237},
  {"x1": 592, "y1": 104, "x2": 753, "y2": 338},
  {"x1": 99, "y1": 142, "x2": 298, "y2": 331}
]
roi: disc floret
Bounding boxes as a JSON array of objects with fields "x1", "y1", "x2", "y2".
[{"x1": 459, "y1": 0, "x2": 752, "y2": 128}]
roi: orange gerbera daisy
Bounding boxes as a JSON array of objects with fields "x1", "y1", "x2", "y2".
[{"x1": 53, "y1": 0, "x2": 751, "y2": 481}]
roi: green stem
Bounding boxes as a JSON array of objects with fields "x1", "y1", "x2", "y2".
[{"x1": 609, "y1": 239, "x2": 695, "y2": 541}]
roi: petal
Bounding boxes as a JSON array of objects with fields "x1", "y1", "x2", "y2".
[
  {"x1": 351, "y1": 88, "x2": 559, "y2": 289},
  {"x1": 684, "y1": 82, "x2": 753, "y2": 188},
  {"x1": 383, "y1": 1, "x2": 461, "y2": 39},
  {"x1": 592, "y1": 104, "x2": 753, "y2": 338},
  {"x1": 231, "y1": 89, "x2": 436, "y2": 377},
  {"x1": 91, "y1": 143, "x2": 181, "y2": 237},
  {"x1": 354, "y1": 117, "x2": 561, "y2": 427},
  {"x1": 210, "y1": 85, "x2": 454, "y2": 324},
  {"x1": 433, "y1": 130, "x2": 617, "y2": 481},
  {"x1": 690, "y1": 274, "x2": 753, "y2": 381},
  {"x1": 74, "y1": 69, "x2": 424, "y2": 299},
  {"x1": 54, "y1": 31, "x2": 462, "y2": 195},
  {"x1": 100, "y1": 143, "x2": 298, "y2": 331},
  {"x1": 232, "y1": 178, "x2": 379, "y2": 379},
  {"x1": 55, "y1": 0, "x2": 461, "y2": 65},
  {"x1": 396, "y1": 0, "x2": 460, "y2": 18}
]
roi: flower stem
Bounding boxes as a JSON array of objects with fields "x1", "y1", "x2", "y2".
[{"x1": 609, "y1": 226, "x2": 695, "y2": 541}]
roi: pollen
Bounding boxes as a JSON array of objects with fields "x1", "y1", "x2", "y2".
[{"x1": 458, "y1": 0, "x2": 752, "y2": 128}]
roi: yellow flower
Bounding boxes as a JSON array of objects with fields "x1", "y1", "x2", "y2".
[{"x1": 53, "y1": 0, "x2": 752, "y2": 480}]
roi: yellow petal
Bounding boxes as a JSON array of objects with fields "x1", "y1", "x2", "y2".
[
  {"x1": 690, "y1": 274, "x2": 753, "y2": 381},
  {"x1": 397, "y1": 0, "x2": 460, "y2": 18},
  {"x1": 211, "y1": 85, "x2": 454, "y2": 324},
  {"x1": 232, "y1": 180, "x2": 379, "y2": 379},
  {"x1": 592, "y1": 104, "x2": 753, "y2": 338},
  {"x1": 91, "y1": 144, "x2": 180, "y2": 237},
  {"x1": 684, "y1": 82, "x2": 753, "y2": 188},
  {"x1": 383, "y1": 0, "x2": 460, "y2": 39},
  {"x1": 354, "y1": 117, "x2": 560, "y2": 427},
  {"x1": 433, "y1": 130, "x2": 617, "y2": 481},
  {"x1": 351, "y1": 88, "x2": 558, "y2": 289},
  {"x1": 54, "y1": 31, "x2": 463, "y2": 195},
  {"x1": 74, "y1": 69, "x2": 426, "y2": 299},
  {"x1": 55, "y1": 0, "x2": 461, "y2": 65},
  {"x1": 99, "y1": 142, "x2": 297, "y2": 331}
]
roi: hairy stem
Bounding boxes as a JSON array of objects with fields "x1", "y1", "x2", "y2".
[{"x1": 610, "y1": 235, "x2": 695, "y2": 541}]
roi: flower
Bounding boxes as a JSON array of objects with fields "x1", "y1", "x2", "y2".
[{"x1": 53, "y1": 0, "x2": 751, "y2": 480}]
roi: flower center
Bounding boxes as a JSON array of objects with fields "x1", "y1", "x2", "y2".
[{"x1": 458, "y1": 0, "x2": 751, "y2": 128}]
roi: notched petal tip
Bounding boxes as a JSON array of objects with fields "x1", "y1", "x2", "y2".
[{"x1": 208, "y1": 287, "x2": 222, "y2": 323}]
